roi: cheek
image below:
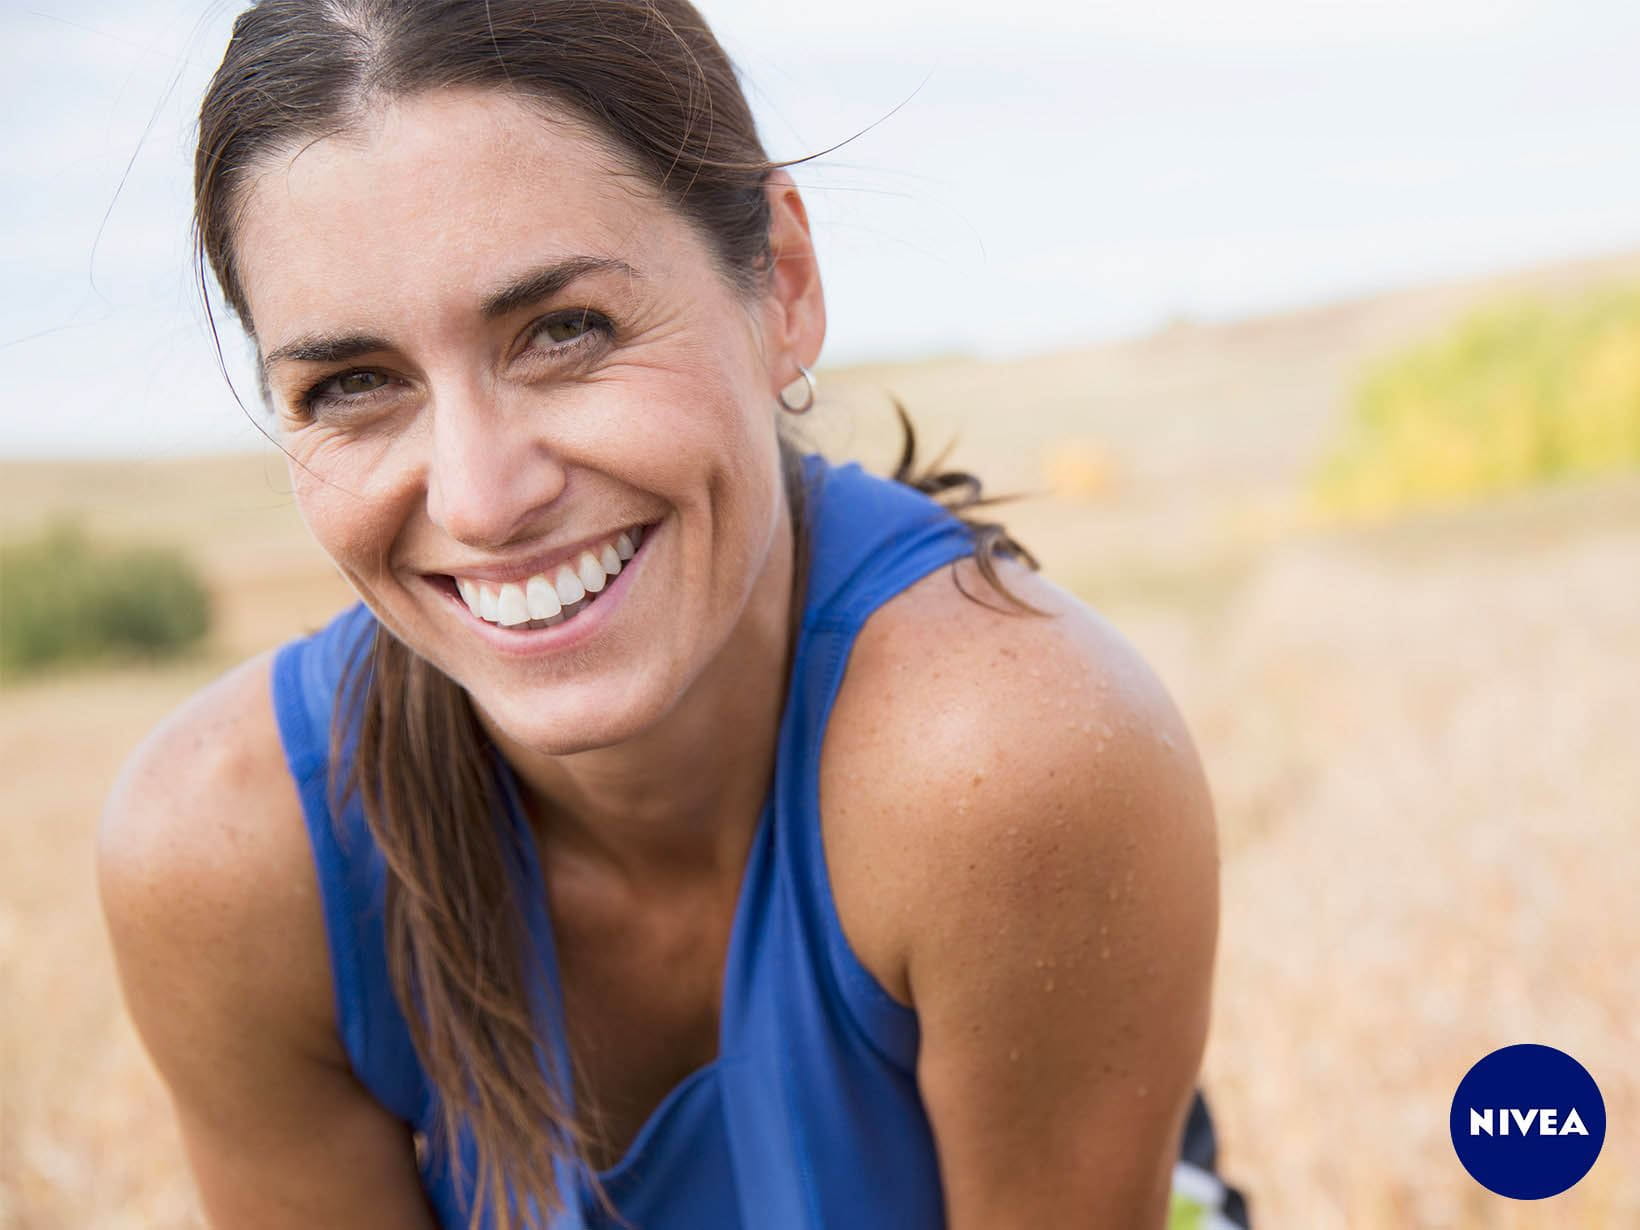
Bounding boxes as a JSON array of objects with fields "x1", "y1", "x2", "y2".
[
  {"x1": 589, "y1": 349, "x2": 770, "y2": 494},
  {"x1": 286, "y1": 437, "x2": 412, "y2": 572},
  {"x1": 671, "y1": 352, "x2": 784, "y2": 554}
]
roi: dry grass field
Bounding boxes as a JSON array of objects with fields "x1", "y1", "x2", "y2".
[{"x1": 3, "y1": 251, "x2": 1638, "y2": 1227}]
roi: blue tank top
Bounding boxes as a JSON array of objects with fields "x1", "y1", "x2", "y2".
[{"x1": 271, "y1": 452, "x2": 978, "y2": 1228}]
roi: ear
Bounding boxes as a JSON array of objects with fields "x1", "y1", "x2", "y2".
[{"x1": 759, "y1": 169, "x2": 827, "y2": 395}]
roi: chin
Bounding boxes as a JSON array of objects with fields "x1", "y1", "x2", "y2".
[{"x1": 476, "y1": 663, "x2": 672, "y2": 756}]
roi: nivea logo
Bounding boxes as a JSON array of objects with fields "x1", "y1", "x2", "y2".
[
  {"x1": 1468, "y1": 1107, "x2": 1589, "y2": 1136},
  {"x1": 1450, "y1": 1044, "x2": 1605, "y2": 1200}
]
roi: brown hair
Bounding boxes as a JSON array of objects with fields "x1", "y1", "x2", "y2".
[{"x1": 192, "y1": 2, "x2": 1043, "y2": 1225}]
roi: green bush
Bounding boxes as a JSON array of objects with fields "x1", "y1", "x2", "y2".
[
  {"x1": 1312, "y1": 284, "x2": 1640, "y2": 520},
  {"x1": 1, "y1": 520, "x2": 211, "y2": 676}
]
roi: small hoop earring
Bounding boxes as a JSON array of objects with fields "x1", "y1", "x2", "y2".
[{"x1": 777, "y1": 364, "x2": 817, "y2": 415}]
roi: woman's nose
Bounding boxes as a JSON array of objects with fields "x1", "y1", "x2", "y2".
[{"x1": 424, "y1": 384, "x2": 568, "y2": 551}]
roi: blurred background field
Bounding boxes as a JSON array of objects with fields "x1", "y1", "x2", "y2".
[{"x1": 3, "y1": 249, "x2": 1637, "y2": 1227}]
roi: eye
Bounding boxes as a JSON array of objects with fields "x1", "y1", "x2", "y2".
[
  {"x1": 293, "y1": 368, "x2": 394, "y2": 417},
  {"x1": 527, "y1": 308, "x2": 613, "y2": 353},
  {"x1": 333, "y1": 371, "x2": 389, "y2": 395}
]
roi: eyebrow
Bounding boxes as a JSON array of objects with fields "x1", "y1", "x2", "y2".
[{"x1": 259, "y1": 255, "x2": 640, "y2": 375}]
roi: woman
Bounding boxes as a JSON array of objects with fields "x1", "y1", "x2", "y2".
[{"x1": 98, "y1": 2, "x2": 1248, "y2": 1227}]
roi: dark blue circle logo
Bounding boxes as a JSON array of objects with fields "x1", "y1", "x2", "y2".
[{"x1": 1450, "y1": 1044, "x2": 1605, "y2": 1200}]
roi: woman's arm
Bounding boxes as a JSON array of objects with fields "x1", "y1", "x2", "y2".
[
  {"x1": 833, "y1": 566, "x2": 1221, "y2": 1228},
  {"x1": 97, "y1": 653, "x2": 439, "y2": 1230}
]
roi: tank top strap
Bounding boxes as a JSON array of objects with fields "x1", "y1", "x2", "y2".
[
  {"x1": 777, "y1": 454, "x2": 981, "y2": 1068},
  {"x1": 796, "y1": 453, "x2": 978, "y2": 634},
  {"x1": 270, "y1": 601, "x2": 431, "y2": 1127}
]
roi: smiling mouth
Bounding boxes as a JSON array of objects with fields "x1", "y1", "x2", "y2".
[{"x1": 432, "y1": 521, "x2": 654, "y2": 632}]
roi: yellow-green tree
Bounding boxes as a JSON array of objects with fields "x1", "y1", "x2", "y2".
[{"x1": 1313, "y1": 285, "x2": 1640, "y2": 521}]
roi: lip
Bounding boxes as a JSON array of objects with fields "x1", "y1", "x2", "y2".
[
  {"x1": 429, "y1": 521, "x2": 653, "y2": 586},
  {"x1": 429, "y1": 516, "x2": 661, "y2": 657}
]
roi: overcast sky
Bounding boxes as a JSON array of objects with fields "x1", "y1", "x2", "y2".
[{"x1": 5, "y1": 0, "x2": 1640, "y2": 456}]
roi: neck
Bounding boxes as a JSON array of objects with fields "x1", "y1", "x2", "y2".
[{"x1": 482, "y1": 506, "x2": 798, "y2": 892}]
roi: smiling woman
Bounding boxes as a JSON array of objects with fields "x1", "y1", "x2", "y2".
[{"x1": 95, "y1": 3, "x2": 1247, "y2": 1229}]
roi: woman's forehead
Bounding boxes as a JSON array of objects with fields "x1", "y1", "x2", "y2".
[{"x1": 233, "y1": 87, "x2": 684, "y2": 336}]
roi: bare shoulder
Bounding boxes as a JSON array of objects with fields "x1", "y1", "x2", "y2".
[
  {"x1": 822, "y1": 552, "x2": 1221, "y2": 1222},
  {"x1": 820, "y1": 551, "x2": 1219, "y2": 1007},
  {"x1": 97, "y1": 647, "x2": 341, "y2": 1081},
  {"x1": 98, "y1": 651, "x2": 437, "y2": 1222}
]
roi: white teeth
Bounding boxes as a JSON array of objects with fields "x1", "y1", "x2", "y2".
[
  {"x1": 526, "y1": 574, "x2": 561, "y2": 620},
  {"x1": 577, "y1": 550, "x2": 606, "y2": 594},
  {"x1": 552, "y1": 562, "x2": 586, "y2": 606},
  {"x1": 452, "y1": 521, "x2": 649, "y2": 627},
  {"x1": 496, "y1": 583, "x2": 530, "y2": 627}
]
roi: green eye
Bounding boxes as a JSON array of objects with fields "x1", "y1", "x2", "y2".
[
  {"x1": 531, "y1": 309, "x2": 612, "y2": 352},
  {"x1": 295, "y1": 367, "x2": 393, "y2": 416},
  {"x1": 336, "y1": 371, "x2": 388, "y2": 395},
  {"x1": 540, "y1": 315, "x2": 591, "y2": 343}
]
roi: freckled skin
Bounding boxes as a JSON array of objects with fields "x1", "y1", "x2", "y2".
[{"x1": 823, "y1": 555, "x2": 1221, "y2": 1227}]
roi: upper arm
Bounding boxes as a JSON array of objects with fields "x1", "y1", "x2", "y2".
[
  {"x1": 834, "y1": 561, "x2": 1220, "y2": 1228},
  {"x1": 97, "y1": 652, "x2": 438, "y2": 1230}
]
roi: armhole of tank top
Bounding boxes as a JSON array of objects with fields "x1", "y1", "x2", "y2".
[
  {"x1": 802, "y1": 529, "x2": 981, "y2": 1075},
  {"x1": 270, "y1": 635, "x2": 374, "y2": 1079}
]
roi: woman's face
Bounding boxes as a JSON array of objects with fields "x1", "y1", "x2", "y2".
[{"x1": 235, "y1": 87, "x2": 808, "y2": 753}]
